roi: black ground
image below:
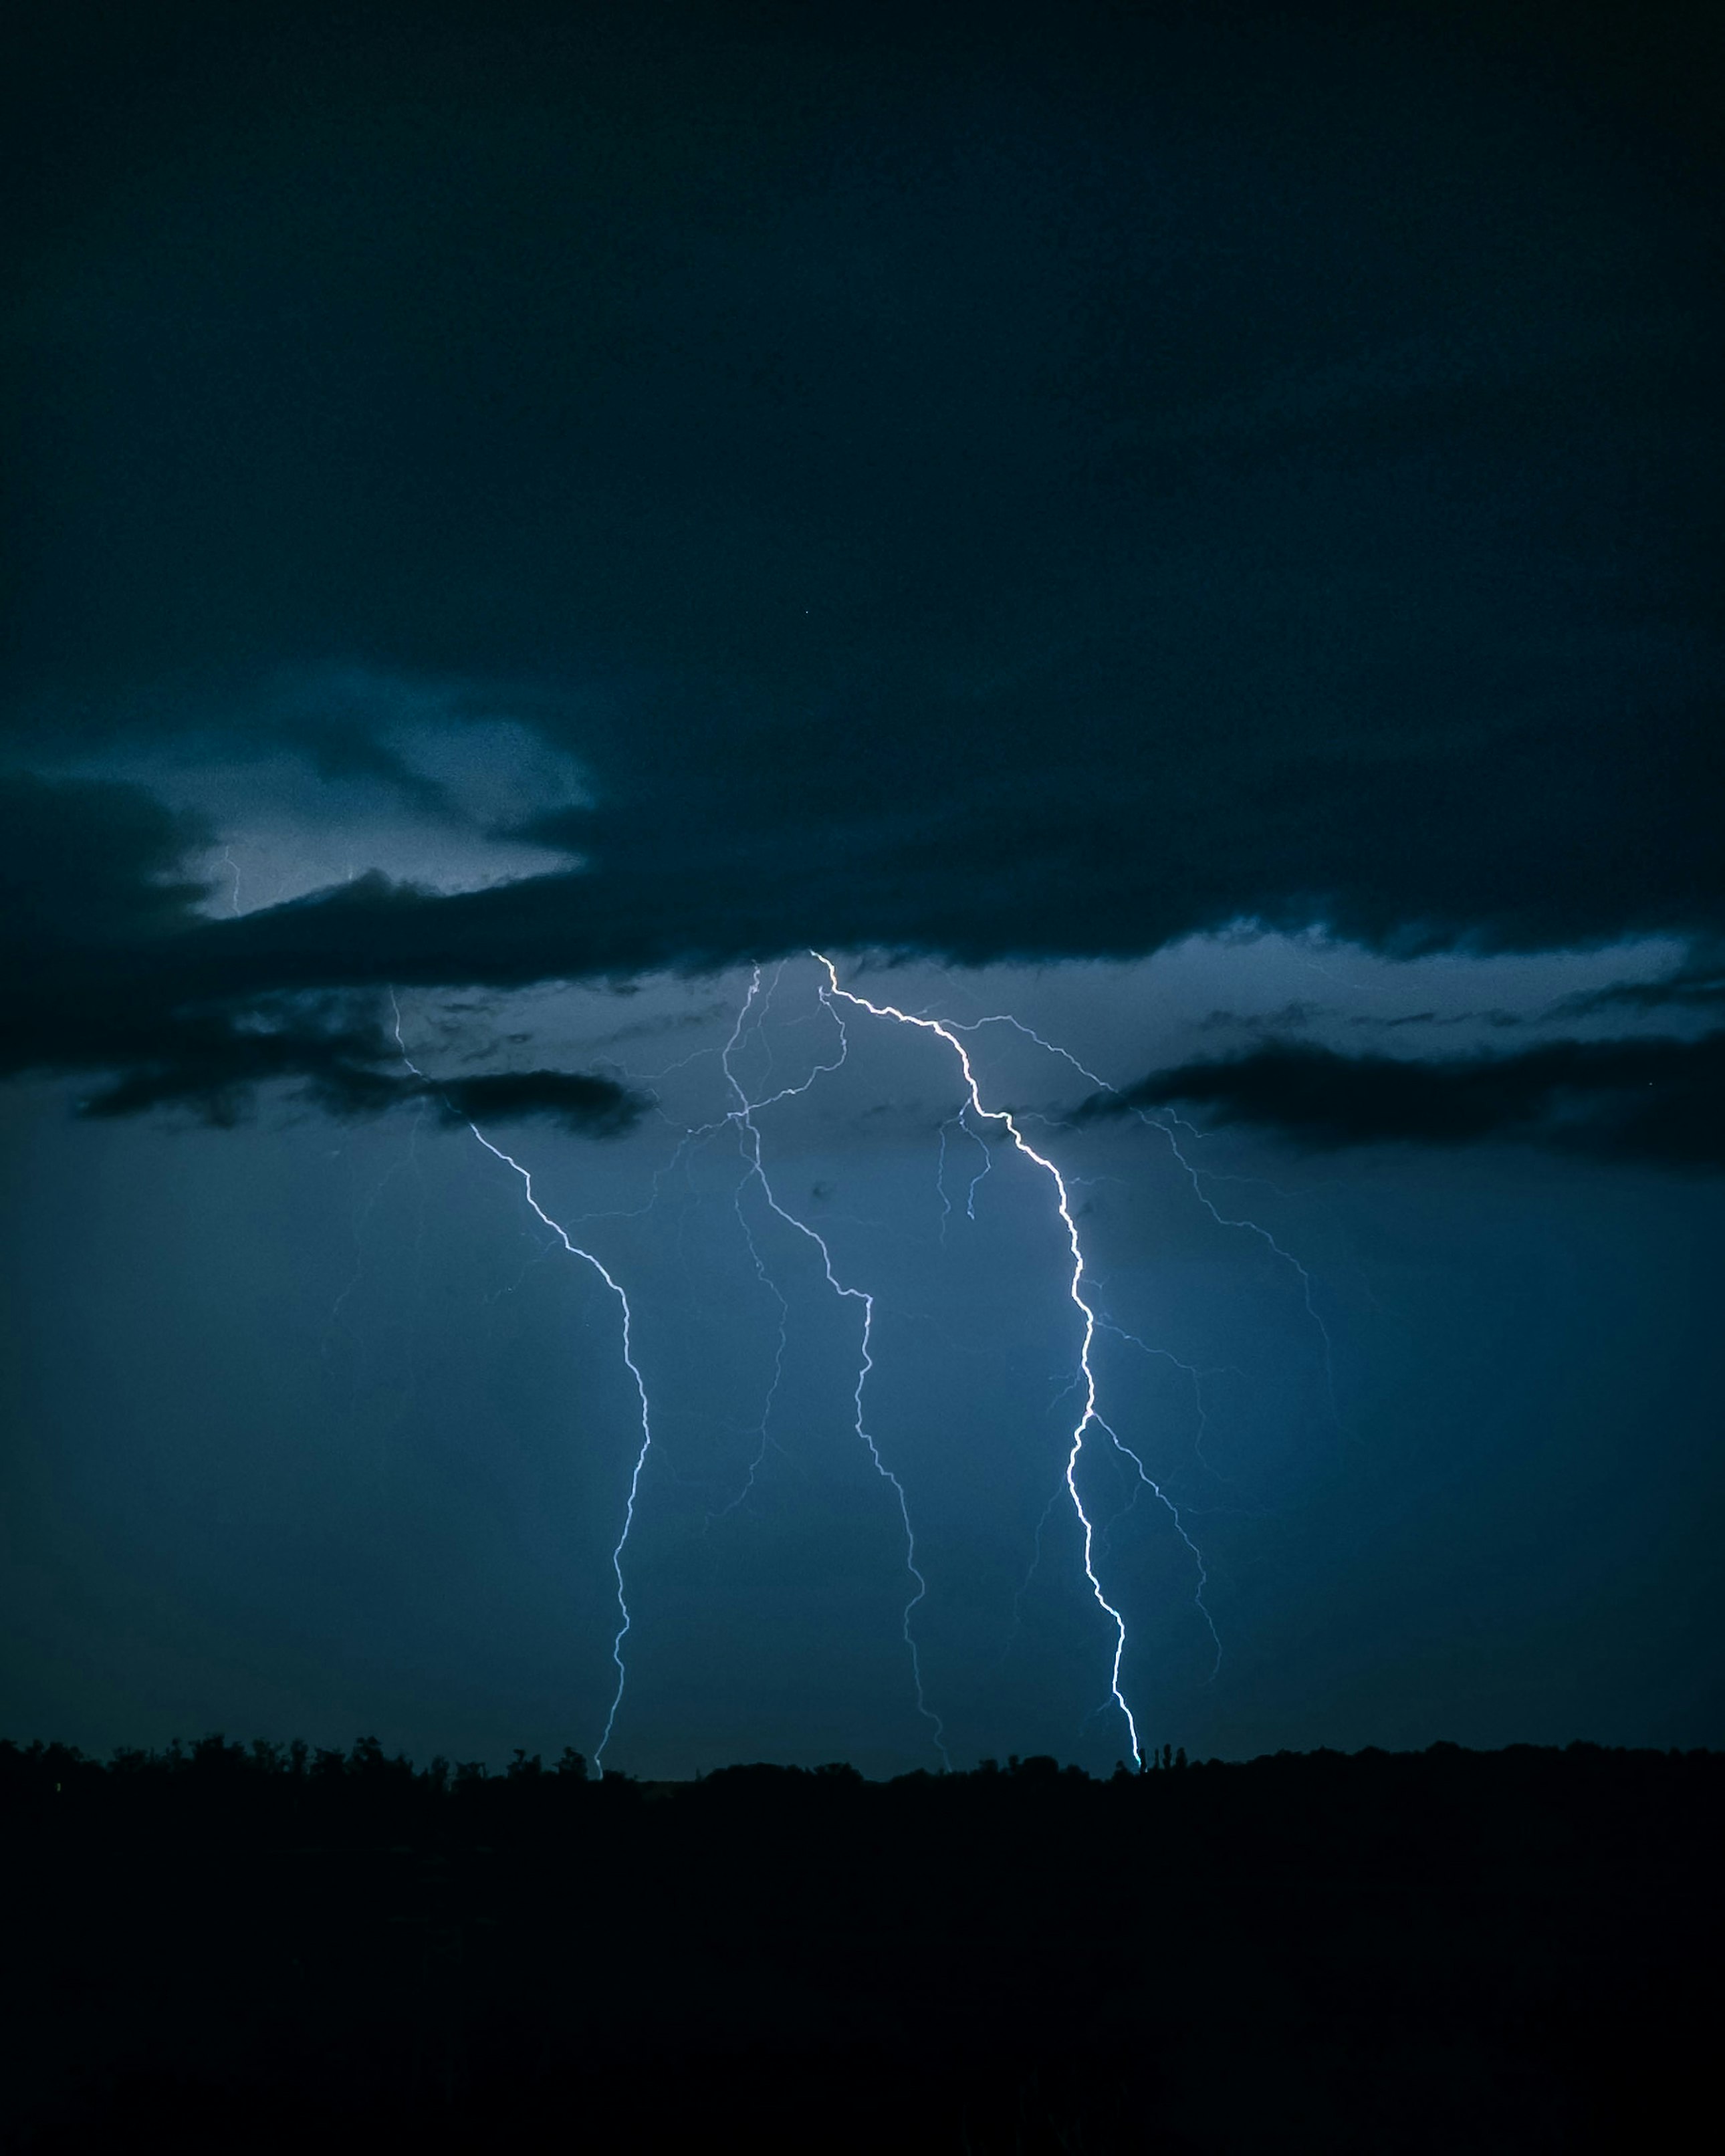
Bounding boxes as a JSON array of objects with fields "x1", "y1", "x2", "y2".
[{"x1": 3, "y1": 1738, "x2": 1716, "y2": 2151}]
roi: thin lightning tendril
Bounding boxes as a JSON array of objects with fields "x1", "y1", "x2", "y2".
[
  {"x1": 703, "y1": 1152, "x2": 790, "y2": 1526},
  {"x1": 935, "y1": 1106, "x2": 992, "y2": 1240},
  {"x1": 1092, "y1": 1416, "x2": 1222, "y2": 1678},
  {"x1": 217, "y1": 845, "x2": 243, "y2": 917},
  {"x1": 703, "y1": 977, "x2": 798, "y2": 1526},
  {"x1": 946, "y1": 1009, "x2": 1339, "y2": 1419},
  {"x1": 1095, "y1": 1312, "x2": 1238, "y2": 1480},
  {"x1": 999, "y1": 1480, "x2": 1067, "y2": 1669},
  {"x1": 721, "y1": 969, "x2": 951, "y2": 1768}
]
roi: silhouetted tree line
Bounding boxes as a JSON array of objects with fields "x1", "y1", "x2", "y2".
[
  {"x1": 5, "y1": 1737, "x2": 1719, "y2": 2153},
  {"x1": 1, "y1": 1725, "x2": 1704, "y2": 1810},
  {"x1": 1, "y1": 1729, "x2": 1211, "y2": 1837}
]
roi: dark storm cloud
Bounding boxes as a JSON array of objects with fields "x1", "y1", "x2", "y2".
[
  {"x1": 0, "y1": 776, "x2": 643, "y2": 1128},
  {"x1": 2, "y1": 0, "x2": 1721, "y2": 989},
  {"x1": 421, "y1": 1070, "x2": 643, "y2": 1137},
  {"x1": 1347, "y1": 1010, "x2": 1526, "y2": 1032},
  {"x1": 80, "y1": 1043, "x2": 645, "y2": 1134},
  {"x1": 1099, "y1": 1032, "x2": 1725, "y2": 1169},
  {"x1": 1546, "y1": 955, "x2": 1725, "y2": 1021}
]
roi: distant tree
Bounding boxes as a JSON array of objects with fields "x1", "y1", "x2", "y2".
[
  {"x1": 506, "y1": 1750, "x2": 544, "y2": 1780},
  {"x1": 554, "y1": 1748, "x2": 588, "y2": 1781},
  {"x1": 38, "y1": 1741, "x2": 88, "y2": 1792}
]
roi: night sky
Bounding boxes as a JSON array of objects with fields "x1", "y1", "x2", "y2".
[{"x1": 3, "y1": 0, "x2": 1720, "y2": 1779}]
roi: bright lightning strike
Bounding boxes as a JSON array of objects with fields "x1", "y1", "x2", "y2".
[
  {"x1": 814, "y1": 953, "x2": 1152, "y2": 1767},
  {"x1": 942, "y1": 1005, "x2": 1339, "y2": 1419}
]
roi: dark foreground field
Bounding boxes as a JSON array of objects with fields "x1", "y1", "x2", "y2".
[{"x1": 2, "y1": 1738, "x2": 1716, "y2": 2152}]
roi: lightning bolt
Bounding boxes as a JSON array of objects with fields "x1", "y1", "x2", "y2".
[
  {"x1": 935, "y1": 1106, "x2": 993, "y2": 1238},
  {"x1": 1095, "y1": 1312, "x2": 1242, "y2": 1483},
  {"x1": 999, "y1": 1479, "x2": 1067, "y2": 1671},
  {"x1": 702, "y1": 1192, "x2": 790, "y2": 1528},
  {"x1": 391, "y1": 994, "x2": 653, "y2": 1776},
  {"x1": 942, "y1": 1006, "x2": 1339, "y2": 1420},
  {"x1": 703, "y1": 976, "x2": 797, "y2": 1526},
  {"x1": 721, "y1": 968, "x2": 952, "y2": 1769},
  {"x1": 1090, "y1": 1414, "x2": 1222, "y2": 1677},
  {"x1": 380, "y1": 953, "x2": 1306, "y2": 1776},
  {"x1": 889, "y1": 980, "x2": 1348, "y2": 1714},
  {"x1": 814, "y1": 954, "x2": 1147, "y2": 1766}
]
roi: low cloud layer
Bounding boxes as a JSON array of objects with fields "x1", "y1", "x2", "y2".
[
  {"x1": 5, "y1": 771, "x2": 1723, "y2": 1157},
  {"x1": 1103, "y1": 1033, "x2": 1725, "y2": 1169},
  {"x1": 1, "y1": 777, "x2": 643, "y2": 1131},
  {"x1": 423, "y1": 1070, "x2": 643, "y2": 1138}
]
